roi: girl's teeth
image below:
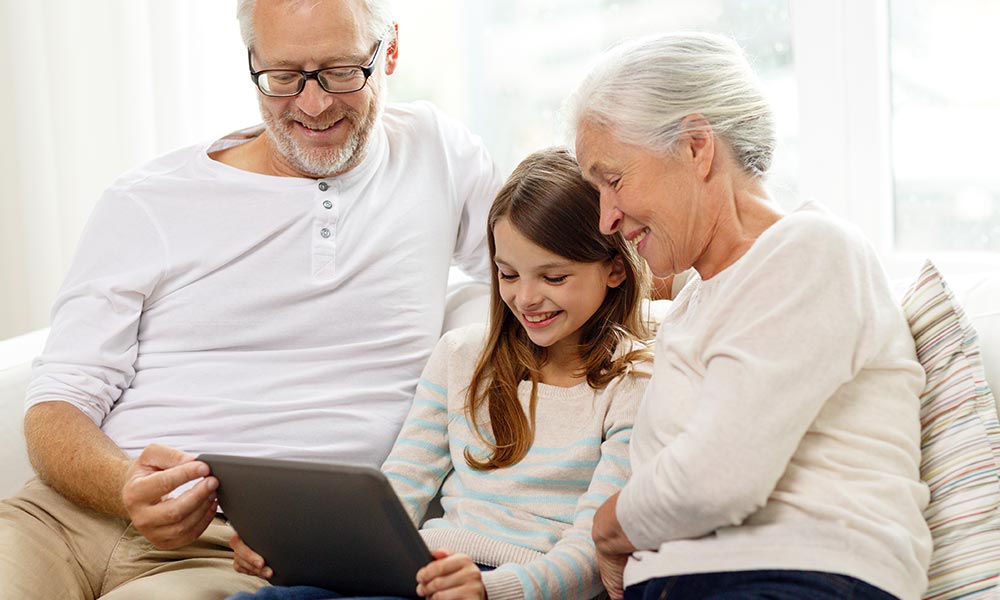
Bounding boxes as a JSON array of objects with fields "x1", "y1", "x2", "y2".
[{"x1": 525, "y1": 312, "x2": 557, "y2": 323}]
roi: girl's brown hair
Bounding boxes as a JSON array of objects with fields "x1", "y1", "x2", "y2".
[{"x1": 464, "y1": 147, "x2": 651, "y2": 471}]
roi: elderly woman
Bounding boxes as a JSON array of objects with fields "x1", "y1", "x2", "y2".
[{"x1": 566, "y1": 32, "x2": 930, "y2": 600}]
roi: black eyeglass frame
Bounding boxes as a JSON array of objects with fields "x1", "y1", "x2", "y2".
[{"x1": 248, "y1": 36, "x2": 386, "y2": 97}]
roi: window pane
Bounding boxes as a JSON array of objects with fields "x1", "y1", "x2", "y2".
[
  {"x1": 391, "y1": 0, "x2": 796, "y2": 206},
  {"x1": 891, "y1": 0, "x2": 1000, "y2": 252}
]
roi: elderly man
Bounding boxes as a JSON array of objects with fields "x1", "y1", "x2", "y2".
[{"x1": 0, "y1": 0, "x2": 502, "y2": 598}]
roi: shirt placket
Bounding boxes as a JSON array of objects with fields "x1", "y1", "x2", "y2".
[{"x1": 312, "y1": 179, "x2": 339, "y2": 278}]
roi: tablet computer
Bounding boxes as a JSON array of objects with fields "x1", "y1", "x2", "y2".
[{"x1": 198, "y1": 453, "x2": 433, "y2": 598}]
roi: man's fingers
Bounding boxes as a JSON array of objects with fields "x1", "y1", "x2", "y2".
[
  {"x1": 136, "y1": 443, "x2": 199, "y2": 472},
  {"x1": 131, "y1": 477, "x2": 219, "y2": 548},
  {"x1": 126, "y1": 463, "x2": 214, "y2": 510}
]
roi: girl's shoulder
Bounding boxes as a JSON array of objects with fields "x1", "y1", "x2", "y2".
[{"x1": 437, "y1": 322, "x2": 490, "y2": 356}]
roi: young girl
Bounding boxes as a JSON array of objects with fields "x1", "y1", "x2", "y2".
[{"x1": 228, "y1": 148, "x2": 653, "y2": 600}]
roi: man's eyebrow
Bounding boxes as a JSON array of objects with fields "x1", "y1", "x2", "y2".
[{"x1": 254, "y1": 53, "x2": 367, "y2": 69}]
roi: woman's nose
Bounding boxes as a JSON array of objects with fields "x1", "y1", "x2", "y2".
[{"x1": 599, "y1": 204, "x2": 624, "y2": 235}]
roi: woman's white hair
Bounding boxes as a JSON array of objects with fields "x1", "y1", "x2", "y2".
[
  {"x1": 236, "y1": 0, "x2": 394, "y2": 49},
  {"x1": 565, "y1": 31, "x2": 775, "y2": 177}
]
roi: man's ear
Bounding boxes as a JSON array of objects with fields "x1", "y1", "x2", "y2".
[
  {"x1": 679, "y1": 113, "x2": 715, "y2": 181},
  {"x1": 607, "y1": 255, "x2": 627, "y2": 288},
  {"x1": 384, "y1": 23, "x2": 399, "y2": 75}
]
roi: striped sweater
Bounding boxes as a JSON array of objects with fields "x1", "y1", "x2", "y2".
[{"x1": 382, "y1": 324, "x2": 650, "y2": 600}]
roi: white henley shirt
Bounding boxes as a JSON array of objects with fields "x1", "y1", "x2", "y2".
[{"x1": 25, "y1": 101, "x2": 504, "y2": 467}]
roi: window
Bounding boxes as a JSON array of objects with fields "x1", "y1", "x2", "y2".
[
  {"x1": 391, "y1": 0, "x2": 797, "y2": 204},
  {"x1": 891, "y1": 0, "x2": 1000, "y2": 253}
]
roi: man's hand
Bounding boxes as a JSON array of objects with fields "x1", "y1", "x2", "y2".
[
  {"x1": 416, "y1": 548, "x2": 486, "y2": 600},
  {"x1": 231, "y1": 532, "x2": 272, "y2": 579},
  {"x1": 121, "y1": 443, "x2": 219, "y2": 549},
  {"x1": 592, "y1": 493, "x2": 636, "y2": 600}
]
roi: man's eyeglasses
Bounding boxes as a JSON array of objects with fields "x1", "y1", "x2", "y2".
[{"x1": 248, "y1": 37, "x2": 386, "y2": 97}]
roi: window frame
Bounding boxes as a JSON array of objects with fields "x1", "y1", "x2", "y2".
[{"x1": 792, "y1": 0, "x2": 1000, "y2": 277}]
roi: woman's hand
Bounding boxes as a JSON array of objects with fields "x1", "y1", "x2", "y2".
[
  {"x1": 416, "y1": 548, "x2": 486, "y2": 600},
  {"x1": 230, "y1": 532, "x2": 272, "y2": 579},
  {"x1": 593, "y1": 493, "x2": 636, "y2": 600}
]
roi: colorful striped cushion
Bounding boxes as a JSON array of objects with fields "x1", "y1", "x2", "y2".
[{"x1": 901, "y1": 260, "x2": 1000, "y2": 599}]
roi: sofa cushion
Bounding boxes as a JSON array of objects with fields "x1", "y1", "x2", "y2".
[
  {"x1": 901, "y1": 260, "x2": 1000, "y2": 599},
  {"x1": 954, "y1": 272, "x2": 1000, "y2": 417}
]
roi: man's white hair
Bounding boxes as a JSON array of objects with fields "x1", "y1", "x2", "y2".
[{"x1": 236, "y1": 0, "x2": 394, "y2": 49}]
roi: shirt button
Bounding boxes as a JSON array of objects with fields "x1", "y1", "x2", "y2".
[
  {"x1": 318, "y1": 181, "x2": 329, "y2": 191},
  {"x1": 322, "y1": 200, "x2": 333, "y2": 209},
  {"x1": 320, "y1": 228, "x2": 331, "y2": 238}
]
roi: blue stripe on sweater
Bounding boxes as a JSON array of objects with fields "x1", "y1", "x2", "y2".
[
  {"x1": 417, "y1": 379, "x2": 447, "y2": 397},
  {"x1": 550, "y1": 548, "x2": 587, "y2": 595},
  {"x1": 525, "y1": 563, "x2": 550, "y2": 600},
  {"x1": 383, "y1": 472, "x2": 439, "y2": 497},
  {"x1": 447, "y1": 414, "x2": 496, "y2": 444},
  {"x1": 381, "y1": 457, "x2": 448, "y2": 479},
  {"x1": 601, "y1": 453, "x2": 630, "y2": 468},
  {"x1": 403, "y1": 418, "x2": 448, "y2": 434},
  {"x1": 452, "y1": 460, "x2": 590, "y2": 487},
  {"x1": 539, "y1": 555, "x2": 570, "y2": 599},
  {"x1": 591, "y1": 473, "x2": 627, "y2": 487},
  {"x1": 526, "y1": 437, "x2": 602, "y2": 454},
  {"x1": 458, "y1": 487, "x2": 580, "y2": 505},
  {"x1": 460, "y1": 511, "x2": 560, "y2": 545},
  {"x1": 462, "y1": 521, "x2": 555, "y2": 550},
  {"x1": 412, "y1": 398, "x2": 447, "y2": 411},
  {"x1": 393, "y1": 438, "x2": 449, "y2": 456},
  {"x1": 606, "y1": 424, "x2": 633, "y2": 438}
]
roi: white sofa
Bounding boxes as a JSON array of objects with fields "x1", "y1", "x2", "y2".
[{"x1": 2, "y1": 270, "x2": 998, "y2": 499}]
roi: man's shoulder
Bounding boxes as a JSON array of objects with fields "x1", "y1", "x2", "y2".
[
  {"x1": 381, "y1": 101, "x2": 476, "y2": 144},
  {"x1": 109, "y1": 141, "x2": 210, "y2": 192}
]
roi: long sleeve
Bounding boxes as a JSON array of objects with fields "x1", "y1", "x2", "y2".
[
  {"x1": 26, "y1": 189, "x2": 168, "y2": 424},
  {"x1": 482, "y1": 371, "x2": 646, "y2": 600},
  {"x1": 382, "y1": 334, "x2": 457, "y2": 525},
  {"x1": 618, "y1": 212, "x2": 917, "y2": 548}
]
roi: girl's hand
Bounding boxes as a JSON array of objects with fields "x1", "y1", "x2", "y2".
[
  {"x1": 416, "y1": 548, "x2": 486, "y2": 600},
  {"x1": 230, "y1": 532, "x2": 273, "y2": 579}
]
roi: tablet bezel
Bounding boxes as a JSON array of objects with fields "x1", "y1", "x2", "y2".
[{"x1": 199, "y1": 453, "x2": 432, "y2": 598}]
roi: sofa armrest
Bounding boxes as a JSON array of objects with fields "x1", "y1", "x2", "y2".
[{"x1": 0, "y1": 328, "x2": 48, "y2": 498}]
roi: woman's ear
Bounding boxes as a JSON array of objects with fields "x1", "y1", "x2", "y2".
[
  {"x1": 679, "y1": 113, "x2": 715, "y2": 180},
  {"x1": 607, "y1": 255, "x2": 627, "y2": 288}
]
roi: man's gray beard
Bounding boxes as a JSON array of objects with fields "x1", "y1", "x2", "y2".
[{"x1": 262, "y1": 99, "x2": 382, "y2": 178}]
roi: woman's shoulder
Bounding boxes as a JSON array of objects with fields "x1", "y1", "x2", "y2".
[
  {"x1": 730, "y1": 201, "x2": 876, "y2": 284},
  {"x1": 609, "y1": 336, "x2": 656, "y2": 381},
  {"x1": 769, "y1": 201, "x2": 868, "y2": 253}
]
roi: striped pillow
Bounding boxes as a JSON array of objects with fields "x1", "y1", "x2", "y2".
[{"x1": 901, "y1": 260, "x2": 1000, "y2": 599}]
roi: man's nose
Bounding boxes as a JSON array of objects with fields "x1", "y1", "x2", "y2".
[{"x1": 295, "y1": 79, "x2": 335, "y2": 117}]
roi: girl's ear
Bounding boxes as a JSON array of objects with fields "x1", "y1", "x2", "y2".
[{"x1": 607, "y1": 255, "x2": 627, "y2": 288}]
